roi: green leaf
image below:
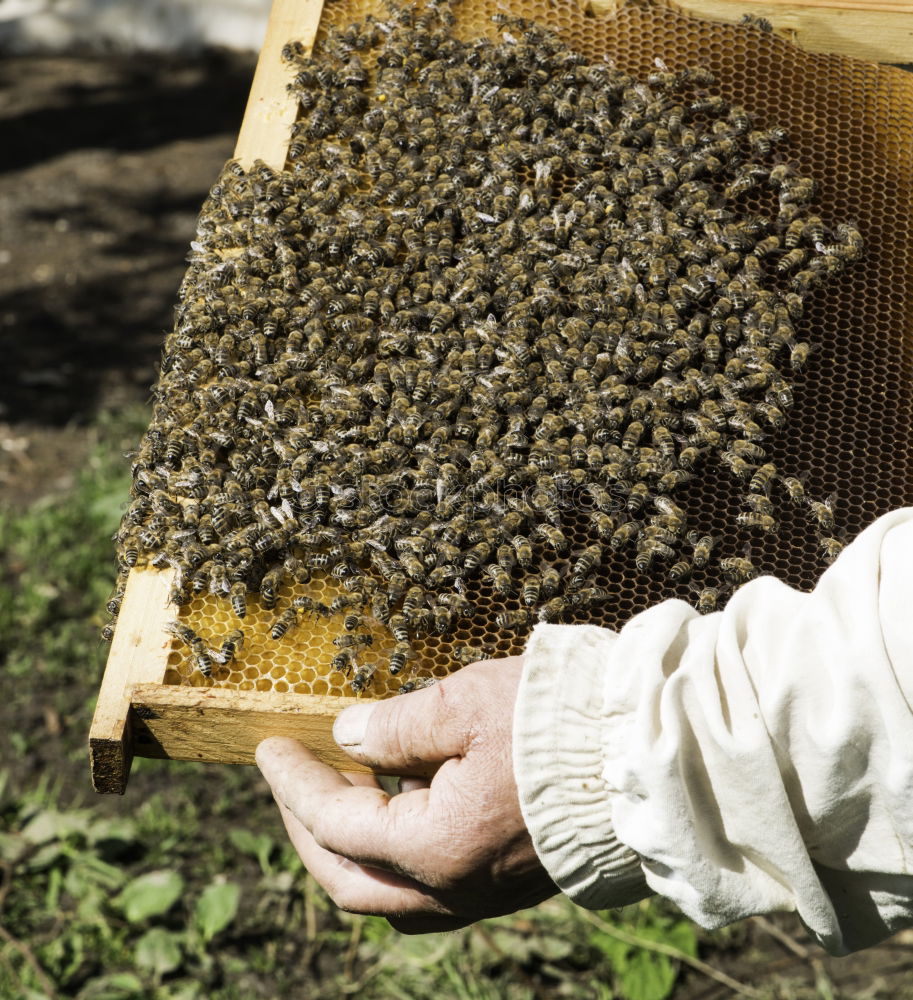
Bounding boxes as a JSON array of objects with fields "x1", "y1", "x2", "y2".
[
  {"x1": 193, "y1": 881, "x2": 241, "y2": 943},
  {"x1": 77, "y1": 971, "x2": 145, "y2": 999},
  {"x1": 228, "y1": 828, "x2": 274, "y2": 874},
  {"x1": 87, "y1": 817, "x2": 139, "y2": 850},
  {"x1": 590, "y1": 929, "x2": 630, "y2": 968},
  {"x1": 23, "y1": 841, "x2": 67, "y2": 873},
  {"x1": 259, "y1": 870, "x2": 295, "y2": 893},
  {"x1": 21, "y1": 808, "x2": 89, "y2": 845},
  {"x1": 0, "y1": 831, "x2": 27, "y2": 863},
  {"x1": 117, "y1": 869, "x2": 184, "y2": 923},
  {"x1": 159, "y1": 982, "x2": 203, "y2": 1000},
  {"x1": 89, "y1": 488, "x2": 130, "y2": 529},
  {"x1": 658, "y1": 920, "x2": 698, "y2": 959},
  {"x1": 617, "y1": 949, "x2": 676, "y2": 1000},
  {"x1": 134, "y1": 927, "x2": 184, "y2": 977}
]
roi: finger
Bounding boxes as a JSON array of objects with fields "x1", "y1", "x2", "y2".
[
  {"x1": 257, "y1": 737, "x2": 442, "y2": 878},
  {"x1": 333, "y1": 675, "x2": 468, "y2": 770},
  {"x1": 276, "y1": 801, "x2": 453, "y2": 919}
]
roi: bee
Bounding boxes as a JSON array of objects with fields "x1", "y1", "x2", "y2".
[
  {"x1": 657, "y1": 469, "x2": 694, "y2": 493},
  {"x1": 590, "y1": 511, "x2": 618, "y2": 540},
  {"x1": 540, "y1": 567, "x2": 561, "y2": 596},
  {"x1": 165, "y1": 620, "x2": 197, "y2": 646},
  {"x1": 768, "y1": 378, "x2": 794, "y2": 410},
  {"x1": 399, "y1": 551, "x2": 427, "y2": 582},
  {"x1": 351, "y1": 662, "x2": 378, "y2": 693},
  {"x1": 819, "y1": 535, "x2": 845, "y2": 563},
  {"x1": 511, "y1": 535, "x2": 533, "y2": 568},
  {"x1": 453, "y1": 644, "x2": 493, "y2": 665},
  {"x1": 496, "y1": 609, "x2": 533, "y2": 630},
  {"x1": 427, "y1": 565, "x2": 459, "y2": 588},
  {"x1": 663, "y1": 347, "x2": 692, "y2": 372},
  {"x1": 331, "y1": 650, "x2": 355, "y2": 674},
  {"x1": 270, "y1": 607, "x2": 300, "y2": 640},
  {"x1": 745, "y1": 493, "x2": 776, "y2": 516},
  {"x1": 754, "y1": 401, "x2": 786, "y2": 429},
  {"x1": 293, "y1": 596, "x2": 329, "y2": 617},
  {"x1": 389, "y1": 613, "x2": 410, "y2": 642},
  {"x1": 652, "y1": 425, "x2": 676, "y2": 460},
  {"x1": 334, "y1": 632, "x2": 373, "y2": 649},
  {"x1": 401, "y1": 584, "x2": 425, "y2": 620},
  {"x1": 728, "y1": 412, "x2": 765, "y2": 442},
  {"x1": 736, "y1": 512, "x2": 777, "y2": 533},
  {"x1": 696, "y1": 586, "x2": 722, "y2": 613},
  {"x1": 230, "y1": 581, "x2": 247, "y2": 619},
  {"x1": 258, "y1": 567, "x2": 283, "y2": 610},
  {"x1": 781, "y1": 475, "x2": 806, "y2": 505},
  {"x1": 832, "y1": 223, "x2": 864, "y2": 261},
  {"x1": 626, "y1": 482, "x2": 651, "y2": 514},
  {"x1": 216, "y1": 629, "x2": 245, "y2": 665},
  {"x1": 587, "y1": 483, "x2": 617, "y2": 513},
  {"x1": 621, "y1": 421, "x2": 645, "y2": 451},
  {"x1": 635, "y1": 539, "x2": 675, "y2": 572},
  {"x1": 535, "y1": 523, "x2": 569, "y2": 553},
  {"x1": 667, "y1": 557, "x2": 693, "y2": 582},
  {"x1": 486, "y1": 563, "x2": 513, "y2": 595},
  {"x1": 690, "y1": 533, "x2": 717, "y2": 568},
  {"x1": 537, "y1": 596, "x2": 569, "y2": 623},
  {"x1": 702, "y1": 332, "x2": 722, "y2": 364},
  {"x1": 397, "y1": 677, "x2": 436, "y2": 694},
  {"x1": 721, "y1": 452, "x2": 755, "y2": 481},
  {"x1": 653, "y1": 494, "x2": 686, "y2": 521},
  {"x1": 611, "y1": 520, "x2": 640, "y2": 550},
  {"x1": 166, "y1": 621, "x2": 213, "y2": 675},
  {"x1": 720, "y1": 555, "x2": 758, "y2": 584},
  {"x1": 329, "y1": 593, "x2": 363, "y2": 614},
  {"x1": 808, "y1": 493, "x2": 837, "y2": 532},
  {"x1": 749, "y1": 463, "x2": 779, "y2": 494},
  {"x1": 496, "y1": 543, "x2": 517, "y2": 572},
  {"x1": 519, "y1": 574, "x2": 541, "y2": 607},
  {"x1": 790, "y1": 341, "x2": 813, "y2": 371},
  {"x1": 388, "y1": 642, "x2": 415, "y2": 675},
  {"x1": 464, "y1": 540, "x2": 492, "y2": 571},
  {"x1": 343, "y1": 611, "x2": 364, "y2": 632}
]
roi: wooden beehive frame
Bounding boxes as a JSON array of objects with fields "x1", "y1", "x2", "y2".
[
  {"x1": 591, "y1": 0, "x2": 913, "y2": 64},
  {"x1": 89, "y1": 0, "x2": 366, "y2": 795},
  {"x1": 89, "y1": 0, "x2": 911, "y2": 795}
]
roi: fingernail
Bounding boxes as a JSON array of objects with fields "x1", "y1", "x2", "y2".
[
  {"x1": 333, "y1": 703, "x2": 375, "y2": 747},
  {"x1": 255, "y1": 737, "x2": 297, "y2": 783}
]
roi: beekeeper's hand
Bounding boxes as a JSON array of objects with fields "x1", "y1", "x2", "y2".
[{"x1": 256, "y1": 656, "x2": 557, "y2": 932}]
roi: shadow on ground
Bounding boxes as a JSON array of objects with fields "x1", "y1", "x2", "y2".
[{"x1": 0, "y1": 50, "x2": 254, "y2": 426}]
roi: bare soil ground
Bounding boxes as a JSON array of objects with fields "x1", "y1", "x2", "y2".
[
  {"x1": 2, "y1": 50, "x2": 912, "y2": 999},
  {"x1": 0, "y1": 50, "x2": 252, "y2": 500}
]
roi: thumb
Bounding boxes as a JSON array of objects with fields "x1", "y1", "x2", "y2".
[{"x1": 333, "y1": 680, "x2": 467, "y2": 772}]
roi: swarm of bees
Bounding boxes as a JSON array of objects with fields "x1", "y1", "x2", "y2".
[{"x1": 108, "y1": 1, "x2": 862, "y2": 693}]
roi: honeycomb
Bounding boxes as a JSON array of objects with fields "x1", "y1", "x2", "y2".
[{"x1": 160, "y1": 0, "x2": 913, "y2": 697}]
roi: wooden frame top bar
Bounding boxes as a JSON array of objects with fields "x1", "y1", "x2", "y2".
[{"x1": 234, "y1": 0, "x2": 325, "y2": 170}]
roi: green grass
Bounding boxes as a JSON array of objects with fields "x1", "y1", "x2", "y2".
[{"x1": 0, "y1": 408, "x2": 747, "y2": 1000}]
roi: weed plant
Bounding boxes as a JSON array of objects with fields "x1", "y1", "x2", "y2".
[{"x1": 0, "y1": 409, "x2": 733, "y2": 1000}]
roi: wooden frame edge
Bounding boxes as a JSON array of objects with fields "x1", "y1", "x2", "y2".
[
  {"x1": 89, "y1": 569, "x2": 176, "y2": 793},
  {"x1": 130, "y1": 684, "x2": 433, "y2": 777},
  {"x1": 234, "y1": 0, "x2": 326, "y2": 170},
  {"x1": 586, "y1": 0, "x2": 913, "y2": 63}
]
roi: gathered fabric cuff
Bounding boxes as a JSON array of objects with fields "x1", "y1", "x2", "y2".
[
  {"x1": 513, "y1": 509, "x2": 913, "y2": 954},
  {"x1": 513, "y1": 623, "x2": 649, "y2": 909}
]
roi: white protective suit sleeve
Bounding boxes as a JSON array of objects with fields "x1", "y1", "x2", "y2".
[{"x1": 512, "y1": 507, "x2": 913, "y2": 955}]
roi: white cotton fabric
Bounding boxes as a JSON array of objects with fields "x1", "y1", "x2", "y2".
[{"x1": 512, "y1": 507, "x2": 913, "y2": 954}]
